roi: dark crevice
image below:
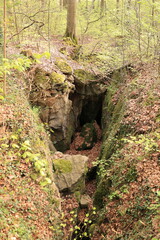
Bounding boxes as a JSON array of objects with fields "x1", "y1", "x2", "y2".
[
  {"x1": 86, "y1": 166, "x2": 97, "y2": 181},
  {"x1": 79, "y1": 95, "x2": 104, "y2": 128}
]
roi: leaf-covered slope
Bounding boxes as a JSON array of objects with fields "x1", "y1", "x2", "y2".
[
  {"x1": 0, "y1": 74, "x2": 61, "y2": 240},
  {"x1": 93, "y1": 63, "x2": 160, "y2": 240}
]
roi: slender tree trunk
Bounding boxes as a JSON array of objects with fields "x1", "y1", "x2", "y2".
[
  {"x1": 116, "y1": 0, "x2": 120, "y2": 14},
  {"x1": 86, "y1": 0, "x2": 89, "y2": 10},
  {"x1": 12, "y1": 0, "x2": 20, "y2": 44},
  {"x1": 91, "y1": 0, "x2": 96, "y2": 9},
  {"x1": 100, "y1": 0, "x2": 106, "y2": 14},
  {"x1": 135, "y1": 0, "x2": 141, "y2": 60},
  {"x1": 60, "y1": 0, "x2": 63, "y2": 9},
  {"x1": 152, "y1": 0, "x2": 155, "y2": 27},
  {"x1": 3, "y1": 0, "x2": 6, "y2": 97},
  {"x1": 48, "y1": 0, "x2": 51, "y2": 52},
  {"x1": 127, "y1": 0, "x2": 131, "y2": 9},
  {"x1": 65, "y1": 0, "x2": 77, "y2": 43},
  {"x1": 41, "y1": 0, "x2": 45, "y2": 8}
]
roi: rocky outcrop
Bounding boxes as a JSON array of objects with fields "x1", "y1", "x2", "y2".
[
  {"x1": 74, "y1": 69, "x2": 106, "y2": 96},
  {"x1": 29, "y1": 60, "x2": 107, "y2": 152},
  {"x1": 55, "y1": 58, "x2": 73, "y2": 74},
  {"x1": 52, "y1": 152, "x2": 88, "y2": 193}
]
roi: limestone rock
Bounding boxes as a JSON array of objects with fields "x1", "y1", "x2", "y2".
[
  {"x1": 53, "y1": 153, "x2": 88, "y2": 193},
  {"x1": 49, "y1": 95, "x2": 75, "y2": 152},
  {"x1": 80, "y1": 194, "x2": 92, "y2": 208},
  {"x1": 74, "y1": 69, "x2": 107, "y2": 96},
  {"x1": 74, "y1": 69, "x2": 96, "y2": 83},
  {"x1": 29, "y1": 64, "x2": 106, "y2": 152}
]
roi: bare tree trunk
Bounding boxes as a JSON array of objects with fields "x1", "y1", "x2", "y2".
[
  {"x1": 135, "y1": 0, "x2": 142, "y2": 60},
  {"x1": 152, "y1": 0, "x2": 155, "y2": 27},
  {"x1": 100, "y1": 0, "x2": 106, "y2": 14},
  {"x1": 116, "y1": 0, "x2": 120, "y2": 14},
  {"x1": 3, "y1": 0, "x2": 6, "y2": 97},
  {"x1": 48, "y1": 0, "x2": 51, "y2": 52},
  {"x1": 12, "y1": 0, "x2": 20, "y2": 44},
  {"x1": 41, "y1": 0, "x2": 45, "y2": 8},
  {"x1": 60, "y1": 0, "x2": 63, "y2": 9},
  {"x1": 86, "y1": 0, "x2": 89, "y2": 10},
  {"x1": 91, "y1": 0, "x2": 96, "y2": 9},
  {"x1": 65, "y1": 0, "x2": 77, "y2": 43}
]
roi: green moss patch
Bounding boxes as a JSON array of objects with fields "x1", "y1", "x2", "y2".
[
  {"x1": 74, "y1": 69, "x2": 96, "y2": 83},
  {"x1": 55, "y1": 58, "x2": 72, "y2": 74},
  {"x1": 50, "y1": 71, "x2": 65, "y2": 84},
  {"x1": 34, "y1": 68, "x2": 51, "y2": 89},
  {"x1": 53, "y1": 158, "x2": 73, "y2": 173}
]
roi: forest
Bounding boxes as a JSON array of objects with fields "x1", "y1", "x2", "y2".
[{"x1": 0, "y1": 0, "x2": 160, "y2": 240}]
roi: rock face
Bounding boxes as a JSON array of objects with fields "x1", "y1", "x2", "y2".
[
  {"x1": 48, "y1": 95, "x2": 75, "y2": 151},
  {"x1": 52, "y1": 152, "x2": 88, "y2": 193},
  {"x1": 29, "y1": 61, "x2": 107, "y2": 151},
  {"x1": 80, "y1": 194, "x2": 92, "y2": 208}
]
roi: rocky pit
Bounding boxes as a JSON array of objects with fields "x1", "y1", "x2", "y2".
[{"x1": 28, "y1": 58, "x2": 107, "y2": 224}]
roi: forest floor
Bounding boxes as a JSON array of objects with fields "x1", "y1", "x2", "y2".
[
  {"x1": 0, "y1": 75, "x2": 61, "y2": 239},
  {"x1": 1, "y1": 38, "x2": 160, "y2": 240},
  {"x1": 60, "y1": 62, "x2": 160, "y2": 240}
]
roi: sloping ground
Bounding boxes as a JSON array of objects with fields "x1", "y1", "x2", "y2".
[
  {"x1": 0, "y1": 75, "x2": 61, "y2": 240},
  {"x1": 1, "y1": 39, "x2": 160, "y2": 240},
  {"x1": 92, "y1": 63, "x2": 160, "y2": 240}
]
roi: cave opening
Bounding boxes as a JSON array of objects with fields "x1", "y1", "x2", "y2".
[{"x1": 78, "y1": 95, "x2": 104, "y2": 129}]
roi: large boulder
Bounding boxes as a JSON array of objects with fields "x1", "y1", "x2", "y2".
[{"x1": 53, "y1": 152, "x2": 88, "y2": 193}]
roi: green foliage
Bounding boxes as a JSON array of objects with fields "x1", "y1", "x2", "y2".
[
  {"x1": 0, "y1": 57, "x2": 32, "y2": 88},
  {"x1": 122, "y1": 132, "x2": 160, "y2": 154},
  {"x1": 50, "y1": 71, "x2": 65, "y2": 84},
  {"x1": 33, "y1": 51, "x2": 51, "y2": 60},
  {"x1": 0, "y1": 87, "x2": 4, "y2": 100},
  {"x1": 58, "y1": 207, "x2": 97, "y2": 239},
  {"x1": 0, "y1": 127, "x2": 52, "y2": 187}
]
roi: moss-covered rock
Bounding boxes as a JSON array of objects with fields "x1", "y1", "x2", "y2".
[
  {"x1": 53, "y1": 158, "x2": 72, "y2": 173},
  {"x1": 50, "y1": 71, "x2": 66, "y2": 85},
  {"x1": 34, "y1": 68, "x2": 51, "y2": 89},
  {"x1": 74, "y1": 69, "x2": 96, "y2": 83},
  {"x1": 55, "y1": 58, "x2": 72, "y2": 74},
  {"x1": 71, "y1": 45, "x2": 82, "y2": 60},
  {"x1": 53, "y1": 154, "x2": 88, "y2": 193}
]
